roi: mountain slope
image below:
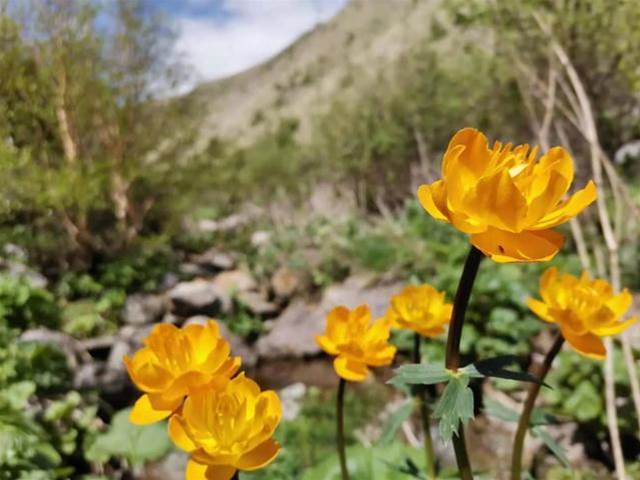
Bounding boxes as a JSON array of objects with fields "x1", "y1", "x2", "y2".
[{"x1": 183, "y1": 0, "x2": 440, "y2": 149}]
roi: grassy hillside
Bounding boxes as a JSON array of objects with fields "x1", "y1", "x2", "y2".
[{"x1": 182, "y1": 0, "x2": 442, "y2": 148}]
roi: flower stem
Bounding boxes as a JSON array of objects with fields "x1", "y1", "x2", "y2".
[
  {"x1": 446, "y1": 245, "x2": 484, "y2": 480},
  {"x1": 337, "y1": 378, "x2": 350, "y2": 480},
  {"x1": 413, "y1": 333, "x2": 437, "y2": 479},
  {"x1": 511, "y1": 333, "x2": 565, "y2": 480}
]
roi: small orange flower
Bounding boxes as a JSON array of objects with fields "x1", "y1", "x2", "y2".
[
  {"x1": 418, "y1": 128, "x2": 597, "y2": 263},
  {"x1": 124, "y1": 320, "x2": 241, "y2": 424},
  {"x1": 168, "y1": 373, "x2": 281, "y2": 480},
  {"x1": 316, "y1": 305, "x2": 396, "y2": 382},
  {"x1": 527, "y1": 267, "x2": 637, "y2": 359},
  {"x1": 387, "y1": 284, "x2": 452, "y2": 337}
]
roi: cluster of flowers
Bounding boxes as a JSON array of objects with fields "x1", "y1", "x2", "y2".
[
  {"x1": 317, "y1": 266, "x2": 636, "y2": 382},
  {"x1": 124, "y1": 321, "x2": 281, "y2": 480}
]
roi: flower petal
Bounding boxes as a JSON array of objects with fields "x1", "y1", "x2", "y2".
[
  {"x1": 185, "y1": 460, "x2": 210, "y2": 480},
  {"x1": 560, "y1": 327, "x2": 606, "y2": 360},
  {"x1": 168, "y1": 415, "x2": 197, "y2": 452},
  {"x1": 526, "y1": 298, "x2": 555, "y2": 323},
  {"x1": 442, "y1": 128, "x2": 490, "y2": 178},
  {"x1": 531, "y1": 181, "x2": 597, "y2": 229},
  {"x1": 204, "y1": 465, "x2": 237, "y2": 480},
  {"x1": 605, "y1": 290, "x2": 633, "y2": 318},
  {"x1": 333, "y1": 356, "x2": 369, "y2": 382},
  {"x1": 417, "y1": 181, "x2": 449, "y2": 222},
  {"x1": 470, "y1": 228, "x2": 565, "y2": 263},
  {"x1": 316, "y1": 335, "x2": 339, "y2": 355},
  {"x1": 593, "y1": 317, "x2": 637, "y2": 337},
  {"x1": 129, "y1": 394, "x2": 174, "y2": 425},
  {"x1": 235, "y1": 438, "x2": 281, "y2": 471}
]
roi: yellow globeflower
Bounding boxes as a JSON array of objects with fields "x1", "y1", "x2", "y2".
[
  {"x1": 168, "y1": 373, "x2": 281, "y2": 480},
  {"x1": 527, "y1": 267, "x2": 637, "y2": 359},
  {"x1": 316, "y1": 304, "x2": 396, "y2": 382},
  {"x1": 124, "y1": 320, "x2": 241, "y2": 425},
  {"x1": 387, "y1": 284, "x2": 452, "y2": 337},
  {"x1": 418, "y1": 128, "x2": 597, "y2": 263}
]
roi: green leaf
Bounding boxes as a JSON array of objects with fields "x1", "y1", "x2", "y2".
[
  {"x1": 433, "y1": 375, "x2": 474, "y2": 441},
  {"x1": 482, "y1": 398, "x2": 553, "y2": 426},
  {"x1": 531, "y1": 426, "x2": 571, "y2": 469},
  {"x1": 470, "y1": 355, "x2": 547, "y2": 386},
  {"x1": 85, "y1": 408, "x2": 171, "y2": 467},
  {"x1": 389, "y1": 363, "x2": 451, "y2": 389},
  {"x1": 377, "y1": 401, "x2": 414, "y2": 446}
]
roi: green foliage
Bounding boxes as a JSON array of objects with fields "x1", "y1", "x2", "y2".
[
  {"x1": 85, "y1": 408, "x2": 172, "y2": 468},
  {"x1": 0, "y1": 275, "x2": 60, "y2": 330}
]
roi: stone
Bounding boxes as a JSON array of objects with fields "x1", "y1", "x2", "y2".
[
  {"x1": 256, "y1": 300, "x2": 323, "y2": 359},
  {"x1": 271, "y1": 266, "x2": 307, "y2": 298},
  {"x1": 251, "y1": 230, "x2": 271, "y2": 247},
  {"x1": 178, "y1": 262, "x2": 209, "y2": 278},
  {"x1": 121, "y1": 293, "x2": 166, "y2": 326},
  {"x1": 167, "y1": 278, "x2": 229, "y2": 316},
  {"x1": 278, "y1": 382, "x2": 306, "y2": 421},
  {"x1": 212, "y1": 269, "x2": 257, "y2": 296},
  {"x1": 256, "y1": 276, "x2": 404, "y2": 360},
  {"x1": 190, "y1": 248, "x2": 235, "y2": 272},
  {"x1": 236, "y1": 291, "x2": 278, "y2": 316},
  {"x1": 20, "y1": 328, "x2": 79, "y2": 368}
]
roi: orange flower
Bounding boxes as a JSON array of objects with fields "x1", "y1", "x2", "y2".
[
  {"x1": 418, "y1": 128, "x2": 597, "y2": 262},
  {"x1": 168, "y1": 373, "x2": 281, "y2": 480},
  {"x1": 387, "y1": 284, "x2": 452, "y2": 337},
  {"x1": 124, "y1": 321, "x2": 240, "y2": 424},
  {"x1": 316, "y1": 305, "x2": 396, "y2": 382},
  {"x1": 527, "y1": 267, "x2": 637, "y2": 359}
]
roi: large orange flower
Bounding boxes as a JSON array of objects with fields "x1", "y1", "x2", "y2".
[
  {"x1": 527, "y1": 267, "x2": 637, "y2": 359},
  {"x1": 316, "y1": 305, "x2": 396, "y2": 382},
  {"x1": 168, "y1": 373, "x2": 281, "y2": 480},
  {"x1": 124, "y1": 321, "x2": 241, "y2": 424},
  {"x1": 418, "y1": 128, "x2": 597, "y2": 262}
]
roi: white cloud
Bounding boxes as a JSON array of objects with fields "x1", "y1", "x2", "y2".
[{"x1": 174, "y1": 0, "x2": 347, "y2": 92}]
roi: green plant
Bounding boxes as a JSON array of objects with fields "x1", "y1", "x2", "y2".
[{"x1": 0, "y1": 275, "x2": 60, "y2": 330}]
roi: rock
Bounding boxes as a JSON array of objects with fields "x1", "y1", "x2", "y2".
[
  {"x1": 168, "y1": 279, "x2": 229, "y2": 316},
  {"x1": 322, "y1": 275, "x2": 402, "y2": 319},
  {"x1": 278, "y1": 382, "x2": 306, "y2": 421},
  {"x1": 251, "y1": 230, "x2": 271, "y2": 247},
  {"x1": 184, "y1": 316, "x2": 258, "y2": 367},
  {"x1": 107, "y1": 339, "x2": 133, "y2": 373},
  {"x1": 159, "y1": 272, "x2": 179, "y2": 290},
  {"x1": 271, "y1": 266, "x2": 308, "y2": 298},
  {"x1": 178, "y1": 262, "x2": 209, "y2": 278},
  {"x1": 256, "y1": 276, "x2": 404, "y2": 360},
  {"x1": 74, "y1": 362, "x2": 104, "y2": 390},
  {"x1": 190, "y1": 248, "x2": 235, "y2": 272},
  {"x1": 236, "y1": 291, "x2": 278, "y2": 316},
  {"x1": 212, "y1": 269, "x2": 257, "y2": 296},
  {"x1": 121, "y1": 293, "x2": 166, "y2": 326},
  {"x1": 256, "y1": 301, "x2": 323, "y2": 359},
  {"x1": 20, "y1": 328, "x2": 80, "y2": 368},
  {"x1": 146, "y1": 451, "x2": 189, "y2": 480}
]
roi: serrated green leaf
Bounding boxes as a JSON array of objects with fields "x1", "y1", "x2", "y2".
[
  {"x1": 483, "y1": 398, "x2": 553, "y2": 426},
  {"x1": 531, "y1": 426, "x2": 571, "y2": 469},
  {"x1": 471, "y1": 355, "x2": 547, "y2": 386},
  {"x1": 433, "y1": 375, "x2": 474, "y2": 441},
  {"x1": 389, "y1": 363, "x2": 451, "y2": 389},
  {"x1": 378, "y1": 401, "x2": 414, "y2": 446}
]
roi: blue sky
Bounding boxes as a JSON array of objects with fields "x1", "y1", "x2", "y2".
[{"x1": 155, "y1": 0, "x2": 348, "y2": 91}]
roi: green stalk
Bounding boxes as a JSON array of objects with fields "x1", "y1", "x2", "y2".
[
  {"x1": 414, "y1": 332, "x2": 437, "y2": 479},
  {"x1": 337, "y1": 378, "x2": 350, "y2": 480},
  {"x1": 446, "y1": 245, "x2": 484, "y2": 480},
  {"x1": 511, "y1": 334, "x2": 565, "y2": 480}
]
